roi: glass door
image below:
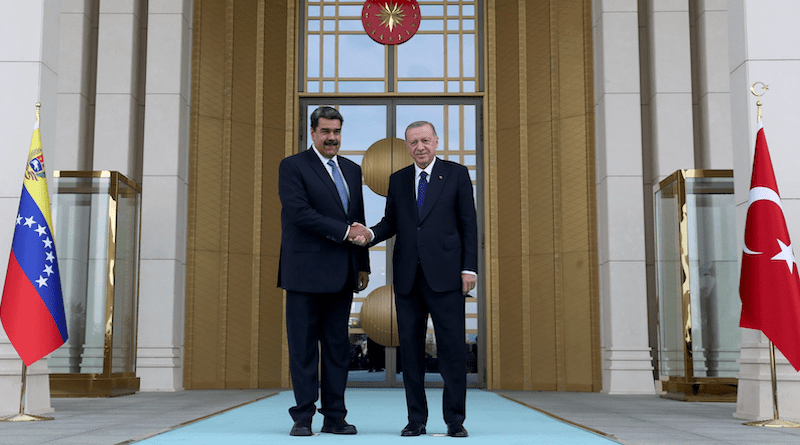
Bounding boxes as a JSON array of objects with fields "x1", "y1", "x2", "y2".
[{"x1": 299, "y1": 99, "x2": 484, "y2": 388}]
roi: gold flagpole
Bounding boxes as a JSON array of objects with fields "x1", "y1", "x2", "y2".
[
  {"x1": 742, "y1": 84, "x2": 799, "y2": 428},
  {"x1": 0, "y1": 363, "x2": 53, "y2": 421}
]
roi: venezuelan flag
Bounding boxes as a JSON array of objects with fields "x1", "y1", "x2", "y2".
[{"x1": 0, "y1": 119, "x2": 68, "y2": 366}]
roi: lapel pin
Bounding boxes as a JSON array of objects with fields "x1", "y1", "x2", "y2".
[{"x1": 438, "y1": 175, "x2": 443, "y2": 180}]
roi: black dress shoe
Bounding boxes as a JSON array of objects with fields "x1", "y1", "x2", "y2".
[
  {"x1": 290, "y1": 419, "x2": 312, "y2": 436},
  {"x1": 400, "y1": 422, "x2": 426, "y2": 436},
  {"x1": 321, "y1": 417, "x2": 357, "y2": 434},
  {"x1": 446, "y1": 423, "x2": 468, "y2": 437}
]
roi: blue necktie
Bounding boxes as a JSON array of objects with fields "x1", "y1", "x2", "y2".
[
  {"x1": 328, "y1": 159, "x2": 349, "y2": 214},
  {"x1": 417, "y1": 171, "x2": 428, "y2": 215}
]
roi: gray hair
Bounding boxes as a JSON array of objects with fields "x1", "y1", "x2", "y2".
[{"x1": 405, "y1": 121, "x2": 437, "y2": 138}]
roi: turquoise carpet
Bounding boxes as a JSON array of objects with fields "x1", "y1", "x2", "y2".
[{"x1": 135, "y1": 388, "x2": 620, "y2": 444}]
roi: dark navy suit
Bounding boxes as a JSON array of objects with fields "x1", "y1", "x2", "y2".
[
  {"x1": 278, "y1": 147, "x2": 369, "y2": 423},
  {"x1": 371, "y1": 157, "x2": 478, "y2": 427}
]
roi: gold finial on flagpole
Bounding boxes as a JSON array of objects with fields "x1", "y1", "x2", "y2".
[
  {"x1": 35, "y1": 102, "x2": 41, "y2": 124},
  {"x1": 750, "y1": 82, "x2": 768, "y2": 121}
]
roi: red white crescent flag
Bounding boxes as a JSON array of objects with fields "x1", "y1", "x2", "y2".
[{"x1": 739, "y1": 120, "x2": 800, "y2": 371}]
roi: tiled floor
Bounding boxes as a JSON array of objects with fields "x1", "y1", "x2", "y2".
[{"x1": 1, "y1": 389, "x2": 799, "y2": 444}]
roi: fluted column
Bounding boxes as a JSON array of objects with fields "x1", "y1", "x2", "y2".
[
  {"x1": 593, "y1": 0, "x2": 655, "y2": 394},
  {"x1": 137, "y1": 0, "x2": 192, "y2": 391}
]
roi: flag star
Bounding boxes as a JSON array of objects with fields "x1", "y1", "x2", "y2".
[
  {"x1": 35, "y1": 224, "x2": 47, "y2": 237},
  {"x1": 16, "y1": 214, "x2": 22, "y2": 225},
  {"x1": 771, "y1": 239, "x2": 797, "y2": 273},
  {"x1": 42, "y1": 237, "x2": 53, "y2": 249},
  {"x1": 35, "y1": 275, "x2": 48, "y2": 288},
  {"x1": 43, "y1": 264, "x2": 54, "y2": 276},
  {"x1": 23, "y1": 216, "x2": 36, "y2": 227},
  {"x1": 45, "y1": 251, "x2": 55, "y2": 262}
]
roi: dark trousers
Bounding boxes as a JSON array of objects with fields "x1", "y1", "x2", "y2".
[
  {"x1": 396, "y1": 265, "x2": 467, "y2": 426},
  {"x1": 285, "y1": 286, "x2": 353, "y2": 422}
]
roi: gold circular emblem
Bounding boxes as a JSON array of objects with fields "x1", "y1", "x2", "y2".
[{"x1": 361, "y1": 0, "x2": 422, "y2": 45}]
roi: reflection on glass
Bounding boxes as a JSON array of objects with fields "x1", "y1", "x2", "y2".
[
  {"x1": 338, "y1": 19, "x2": 365, "y2": 32},
  {"x1": 655, "y1": 181, "x2": 683, "y2": 376},
  {"x1": 421, "y1": 4, "x2": 444, "y2": 16},
  {"x1": 685, "y1": 178, "x2": 739, "y2": 377},
  {"x1": 463, "y1": 35, "x2": 476, "y2": 77},
  {"x1": 339, "y1": 82, "x2": 384, "y2": 93},
  {"x1": 398, "y1": 81, "x2": 445, "y2": 93},
  {"x1": 338, "y1": 35, "x2": 384, "y2": 77},
  {"x1": 323, "y1": 35, "x2": 335, "y2": 77},
  {"x1": 48, "y1": 173, "x2": 141, "y2": 376},
  {"x1": 398, "y1": 35, "x2": 444, "y2": 78},
  {"x1": 339, "y1": 5, "x2": 362, "y2": 16},
  {"x1": 655, "y1": 173, "x2": 739, "y2": 381},
  {"x1": 307, "y1": 35, "x2": 320, "y2": 77},
  {"x1": 448, "y1": 35, "x2": 460, "y2": 77},
  {"x1": 111, "y1": 181, "x2": 140, "y2": 373}
]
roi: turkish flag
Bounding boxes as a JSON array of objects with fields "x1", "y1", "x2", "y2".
[{"x1": 739, "y1": 122, "x2": 800, "y2": 371}]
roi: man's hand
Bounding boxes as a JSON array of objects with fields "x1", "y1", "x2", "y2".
[
  {"x1": 348, "y1": 222, "x2": 373, "y2": 246},
  {"x1": 357, "y1": 271, "x2": 370, "y2": 291},
  {"x1": 461, "y1": 273, "x2": 477, "y2": 295}
]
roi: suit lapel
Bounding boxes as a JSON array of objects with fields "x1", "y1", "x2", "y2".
[
  {"x1": 398, "y1": 167, "x2": 417, "y2": 222},
  {"x1": 305, "y1": 148, "x2": 347, "y2": 215},
  {"x1": 418, "y1": 158, "x2": 446, "y2": 222}
]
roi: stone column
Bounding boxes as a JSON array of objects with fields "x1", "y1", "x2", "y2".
[
  {"x1": 639, "y1": 0, "x2": 697, "y2": 386},
  {"x1": 91, "y1": 0, "x2": 146, "y2": 179},
  {"x1": 137, "y1": 0, "x2": 192, "y2": 391},
  {"x1": 593, "y1": 0, "x2": 655, "y2": 394},
  {"x1": 690, "y1": 1, "x2": 733, "y2": 169},
  {"x1": 0, "y1": 0, "x2": 61, "y2": 416},
  {"x1": 729, "y1": 0, "x2": 800, "y2": 422}
]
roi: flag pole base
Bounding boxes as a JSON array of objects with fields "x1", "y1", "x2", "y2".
[
  {"x1": 0, "y1": 413, "x2": 54, "y2": 422},
  {"x1": 743, "y1": 418, "x2": 800, "y2": 428}
]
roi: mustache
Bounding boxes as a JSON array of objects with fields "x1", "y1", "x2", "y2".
[{"x1": 324, "y1": 140, "x2": 339, "y2": 146}]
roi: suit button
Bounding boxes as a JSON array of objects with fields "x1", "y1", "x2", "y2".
[{"x1": 417, "y1": 227, "x2": 421, "y2": 230}]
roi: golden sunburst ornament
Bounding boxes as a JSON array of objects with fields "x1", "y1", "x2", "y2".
[
  {"x1": 378, "y1": 2, "x2": 405, "y2": 32},
  {"x1": 362, "y1": 0, "x2": 421, "y2": 45}
]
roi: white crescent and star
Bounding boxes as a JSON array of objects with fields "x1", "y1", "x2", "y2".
[{"x1": 743, "y1": 185, "x2": 798, "y2": 273}]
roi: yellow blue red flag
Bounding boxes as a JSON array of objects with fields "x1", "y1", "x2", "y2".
[{"x1": 0, "y1": 117, "x2": 68, "y2": 366}]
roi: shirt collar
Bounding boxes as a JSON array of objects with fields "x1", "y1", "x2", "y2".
[
  {"x1": 414, "y1": 156, "x2": 436, "y2": 178},
  {"x1": 311, "y1": 144, "x2": 339, "y2": 167}
]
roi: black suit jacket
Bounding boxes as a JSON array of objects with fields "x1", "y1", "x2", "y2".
[
  {"x1": 278, "y1": 148, "x2": 370, "y2": 294},
  {"x1": 372, "y1": 158, "x2": 478, "y2": 295}
]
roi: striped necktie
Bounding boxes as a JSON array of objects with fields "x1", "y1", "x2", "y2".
[{"x1": 328, "y1": 159, "x2": 349, "y2": 214}]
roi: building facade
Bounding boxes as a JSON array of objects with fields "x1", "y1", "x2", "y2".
[{"x1": 1, "y1": 0, "x2": 799, "y2": 421}]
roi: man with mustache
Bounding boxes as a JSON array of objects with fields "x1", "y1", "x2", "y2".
[
  {"x1": 364, "y1": 121, "x2": 478, "y2": 437},
  {"x1": 278, "y1": 106, "x2": 372, "y2": 436}
]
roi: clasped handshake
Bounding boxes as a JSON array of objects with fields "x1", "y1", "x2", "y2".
[{"x1": 347, "y1": 222, "x2": 372, "y2": 247}]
